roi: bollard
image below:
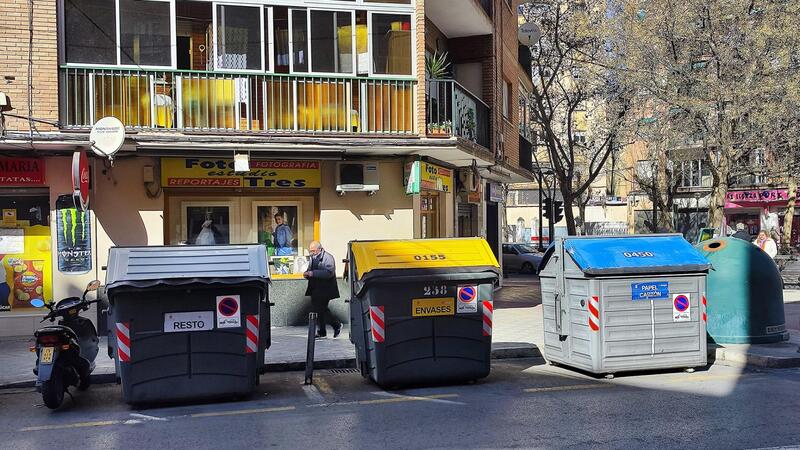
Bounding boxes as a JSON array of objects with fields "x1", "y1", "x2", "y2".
[{"x1": 304, "y1": 312, "x2": 318, "y2": 385}]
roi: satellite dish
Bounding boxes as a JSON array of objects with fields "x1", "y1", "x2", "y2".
[
  {"x1": 89, "y1": 117, "x2": 125, "y2": 162},
  {"x1": 518, "y1": 22, "x2": 541, "y2": 46}
]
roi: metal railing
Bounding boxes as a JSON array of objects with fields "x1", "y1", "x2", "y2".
[
  {"x1": 425, "y1": 79, "x2": 490, "y2": 149},
  {"x1": 60, "y1": 67, "x2": 416, "y2": 135}
]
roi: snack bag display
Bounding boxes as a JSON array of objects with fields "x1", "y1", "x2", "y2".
[{"x1": 12, "y1": 260, "x2": 45, "y2": 308}]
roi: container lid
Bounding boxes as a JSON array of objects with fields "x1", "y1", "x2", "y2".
[
  {"x1": 349, "y1": 238, "x2": 499, "y2": 280},
  {"x1": 105, "y1": 245, "x2": 269, "y2": 291},
  {"x1": 563, "y1": 235, "x2": 710, "y2": 275}
]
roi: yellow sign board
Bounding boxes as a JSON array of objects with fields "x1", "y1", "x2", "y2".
[
  {"x1": 161, "y1": 158, "x2": 321, "y2": 189},
  {"x1": 405, "y1": 161, "x2": 454, "y2": 194},
  {"x1": 350, "y1": 237, "x2": 500, "y2": 279},
  {"x1": 412, "y1": 298, "x2": 454, "y2": 317}
]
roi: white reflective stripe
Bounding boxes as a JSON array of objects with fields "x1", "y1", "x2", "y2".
[
  {"x1": 370, "y1": 306, "x2": 385, "y2": 342},
  {"x1": 371, "y1": 305, "x2": 384, "y2": 322},
  {"x1": 116, "y1": 322, "x2": 130, "y2": 361},
  {"x1": 246, "y1": 315, "x2": 259, "y2": 353},
  {"x1": 246, "y1": 316, "x2": 259, "y2": 336},
  {"x1": 116, "y1": 321, "x2": 130, "y2": 337},
  {"x1": 482, "y1": 301, "x2": 493, "y2": 336}
]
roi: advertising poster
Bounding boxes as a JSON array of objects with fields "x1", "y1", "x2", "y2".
[
  {"x1": 56, "y1": 195, "x2": 92, "y2": 275},
  {"x1": 0, "y1": 226, "x2": 52, "y2": 311}
]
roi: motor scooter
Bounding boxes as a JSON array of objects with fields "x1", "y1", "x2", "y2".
[{"x1": 31, "y1": 280, "x2": 102, "y2": 409}]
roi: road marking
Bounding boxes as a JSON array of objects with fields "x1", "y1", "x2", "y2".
[
  {"x1": 190, "y1": 406, "x2": 296, "y2": 418},
  {"x1": 306, "y1": 393, "x2": 460, "y2": 408},
  {"x1": 314, "y1": 377, "x2": 334, "y2": 395},
  {"x1": 371, "y1": 391, "x2": 466, "y2": 405},
  {"x1": 356, "y1": 393, "x2": 459, "y2": 405},
  {"x1": 524, "y1": 384, "x2": 613, "y2": 393},
  {"x1": 20, "y1": 420, "x2": 122, "y2": 432},
  {"x1": 129, "y1": 413, "x2": 168, "y2": 422},
  {"x1": 302, "y1": 384, "x2": 326, "y2": 403}
]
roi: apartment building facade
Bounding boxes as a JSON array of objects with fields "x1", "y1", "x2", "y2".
[{"x1": 0, "y1": 0, "x2": 533, "y2": 335}]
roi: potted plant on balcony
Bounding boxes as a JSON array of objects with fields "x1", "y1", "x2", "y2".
[
  {"x1": 425, "y1": 51, "x2": 451, "y2": 79},
  {"x1": 427, "y1": 121, "x2": 452, "y2": 137}
]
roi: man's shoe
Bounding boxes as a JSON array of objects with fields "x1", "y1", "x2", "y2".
[
  {"x1": 333, "y1": 324, "x2": 342, "y2": 338},
  {"x1": 315, "y1": 333, "x2": 327, "y2": 339}
]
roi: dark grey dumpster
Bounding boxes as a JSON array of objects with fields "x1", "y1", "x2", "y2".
[
  {"x1": 539, "y1": 235, "x2": 710, "y2": 375},
  {"x1": 347, "y1": 238, "x2": 500, "y2": 387},
  {"x1": 105, "y1": 245, "x2": 270, "y2": 404}
]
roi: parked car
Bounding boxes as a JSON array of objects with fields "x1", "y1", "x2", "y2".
[{"x1": 502, "y1": 243, "x2": 544, "y2": 274}]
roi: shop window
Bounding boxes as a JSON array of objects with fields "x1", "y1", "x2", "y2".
[
  {"x1": 254, "y1": 202, "x2": 304, "y2": 274},
  {"x1": 119, "y1": 0, "x2": 172, "y2": 67},
  {"x1": 215, "y1": 4, "x2": 263, "y2": 71},
  {"x1": 310, "y1": 10, "x2": 354, "y2": 74},
  {"x1": 371, "y1": 13, "x2": 412, "y2": 75},
  {"x1": 291, "y1": 9, "x2": 309, "y2": 73},
  {"x1": 64, "y1": 0, "x2": 117, "y2": 64},
  {"x1": 184, "y1": 205, "x2": 232, "y2": 245},
  {"x1": 0, "y1": 190, "x2": 52, "y2": 313}
]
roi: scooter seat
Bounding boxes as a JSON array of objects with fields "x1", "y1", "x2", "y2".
[{"x1": 35, "y1": 325, "x2": 78, "y2": 340}]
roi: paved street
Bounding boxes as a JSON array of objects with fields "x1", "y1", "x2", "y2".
[{"x1": 1, "y1": 358, "x2": 799, "y2": 450}]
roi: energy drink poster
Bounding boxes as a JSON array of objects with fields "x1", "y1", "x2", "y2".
[{"x1": 56, "y1": 195, "x2": 92, "y2": 275}]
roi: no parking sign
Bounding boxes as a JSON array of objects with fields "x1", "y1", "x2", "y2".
[
  {"x1": 216, "y1": 295, "x2": 241, "y2": 328},
  {"x1": 672, "y1": 294, "x2": 691, "y2": 322}
]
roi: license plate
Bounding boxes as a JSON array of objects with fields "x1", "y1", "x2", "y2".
[
  {"x1": 412, "y1": 298, "x2": 454, "y2": 317},
  {"x1": 164, "y1": 311, "x2": 214, "y2": 333},
  {"x1": 40, "y1": 347, "x2": 54, "y2": 364}
]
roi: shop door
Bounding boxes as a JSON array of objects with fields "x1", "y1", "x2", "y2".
[{"x1": 421, "y1": 192, "x2": 440, "y2": 239}]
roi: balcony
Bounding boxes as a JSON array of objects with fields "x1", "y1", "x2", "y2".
[
  {"x1": 426, "y1": 79, "x2": 490, "y2": 150},
  {"x1": 60, "y1": 68, "x2": 416, "y2": 135}
]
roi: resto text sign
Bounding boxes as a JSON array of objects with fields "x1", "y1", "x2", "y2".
[{"x1": 161, "y1": 158, "x2": 321, "y2": 189}]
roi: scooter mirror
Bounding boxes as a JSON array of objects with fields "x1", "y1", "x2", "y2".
[
  {"x1": 85, "y1": 280, "x2": 101, "y2": 292},
  {"x1": 30, "y1": 299, "x2": 46, "y2": 308}
]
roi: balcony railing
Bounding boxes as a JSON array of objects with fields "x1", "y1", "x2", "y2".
[
  {"x1": 60, "y1": 67, "x2": 416, "y2": 135},
  {"x1": 425, "y1": 79, "x2": 490, "y2": 149}
]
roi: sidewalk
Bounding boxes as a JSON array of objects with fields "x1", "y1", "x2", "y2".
[
  {"x1": 2, "y1": 290, "x2": 797, "y2": 389},
  {"x1": 0, "y1": 311, "x2": 539, "y2": 389}
]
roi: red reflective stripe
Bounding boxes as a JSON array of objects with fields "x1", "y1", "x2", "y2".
[
  {"x1": 587, "y1": 302, "x2": 599, "y2": 318},
  {"x1": 117, "y1": 330, "x2": 130, "y2": 348},
  {"x1": 370, "y1": 309, "x2": 385, "y2": 330}
]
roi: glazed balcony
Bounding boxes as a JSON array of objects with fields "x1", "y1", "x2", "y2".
[{"x1": 59, "y1": 67, "x2": 416, "y2": 135}]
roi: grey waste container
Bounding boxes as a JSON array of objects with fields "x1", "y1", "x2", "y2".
[
  {"x1": 347, "y1": 238, "x2": 500, "y2": 387},
  {"x1": 105, "y1": 245, "x2": 270, "y2": 404},
  {"x1": 539, "y1": 235, "x2": 710, "y2": 375}
]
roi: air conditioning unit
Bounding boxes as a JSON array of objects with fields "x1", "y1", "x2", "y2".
[{"x1": 336, "y1": 162, "x2": 380, "y2": 194}]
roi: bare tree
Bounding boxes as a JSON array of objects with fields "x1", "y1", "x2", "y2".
[{"x1": 521, "y1": 0, "x2": 634, "y2": 235}]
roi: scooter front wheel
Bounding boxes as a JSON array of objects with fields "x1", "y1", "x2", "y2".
[{"x1": 41, "y1": 367, "x2": 64, "y2": 409}]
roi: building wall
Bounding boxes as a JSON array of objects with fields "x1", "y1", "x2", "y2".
[
  {"x1": 0, "y1": 0, "x2": 59, "y2": 132},
  {"x1": 320, "y1": 160, "x2": 414, "y2": 275},
  {"x1": 415, "y1": 0, "x2": 427, "y2": 138}
]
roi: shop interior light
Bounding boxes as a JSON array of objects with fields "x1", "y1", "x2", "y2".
[{"x1": 234, "y1": 152, "x2": 250, "y2": 172}]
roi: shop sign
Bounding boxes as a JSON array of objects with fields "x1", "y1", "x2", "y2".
[
  {"x1": 726, "y1": 189, "x2": 788, "y2": 203},
  {"x1": 0, "y1": 158, "x2": 45, "y2": 185},
  {"x1": 56, "y1": 195, "x2": 92, "y2": 275},
  {"x1": 487, "y1": 183, "x2": 504, "y2": 203},
  {"x1": 404, "y1": 161, "x2": 453, "y2": 194},
  {"x1": 161, "y1": 158, "x2": 321, "y2": 189}
]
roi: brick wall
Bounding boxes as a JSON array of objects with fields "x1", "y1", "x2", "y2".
[
  {"x1": 0, "y1": 0, "x2": 59, "y2": 132},
  {"x1": 415, "y1": 0, "x2": 427, "y2": 138},
  {"x1": 496, "y1": 0, "x2": 521, "y2": 168}
]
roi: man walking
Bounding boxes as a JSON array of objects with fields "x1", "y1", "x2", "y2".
[{"x1": 304, "y1": 241, "x2": 342, "y2": 338}]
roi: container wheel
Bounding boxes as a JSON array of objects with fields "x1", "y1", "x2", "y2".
[
  {"x1": 42, "y1": 367, "x2": 65, "y2": 409},
  {"x1": 685, "y1": 367, "x2": 696, "y2": 373},
  {"x1": 604, "y1": 373, "x2": 615, "y2": 380},
  {"x1": 77, "y1": 372, "x2": 91, "y2": 391},
  {"x1": 356, "y1": 352, "x2": 368, "y2": 378}
]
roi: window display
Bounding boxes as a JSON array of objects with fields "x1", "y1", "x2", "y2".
[
  {"x1": 256, "y1": 204, "x2": 304, "y2": 275},
  {"x1": 185, "y1": 206, "x2": 231, "y2": 245},
  {"x1": 0, "y1": 191, "x2": 53, "y2": 312}
]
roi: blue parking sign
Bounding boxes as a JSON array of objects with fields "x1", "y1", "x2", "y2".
[{"x1": 631, "y1": 282, "x2": 669, "y2": 300}]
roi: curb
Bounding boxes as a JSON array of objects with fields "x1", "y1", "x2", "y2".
[
  {"x1": 708, "y1": 346, "x2": 800, "y2": 369},
  {"x1": 0, "y1": 345, "x2": 542, "y2": 390}
]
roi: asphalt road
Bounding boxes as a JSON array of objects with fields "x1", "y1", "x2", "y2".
[{"x1": 2, "y1": 359, "x2": 799, "y2": 450}]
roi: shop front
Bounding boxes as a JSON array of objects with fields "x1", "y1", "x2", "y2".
[
  {"x1": 724, "y1": 188, "x2": 799, "y2": 246},
  {"x1": 404, "y1": 160, "x2": 455, "y2": 239}
]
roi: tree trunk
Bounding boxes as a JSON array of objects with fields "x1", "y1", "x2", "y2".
[
  {"x1": 707, "y1": 156, "x2": 730, "y2": 232},
  {"x1": 782, "y1": 176, "x2": 797, "y2": 253},
  {"x1": 562, "y1": 187, "x2": 578, "y2": 235}
]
